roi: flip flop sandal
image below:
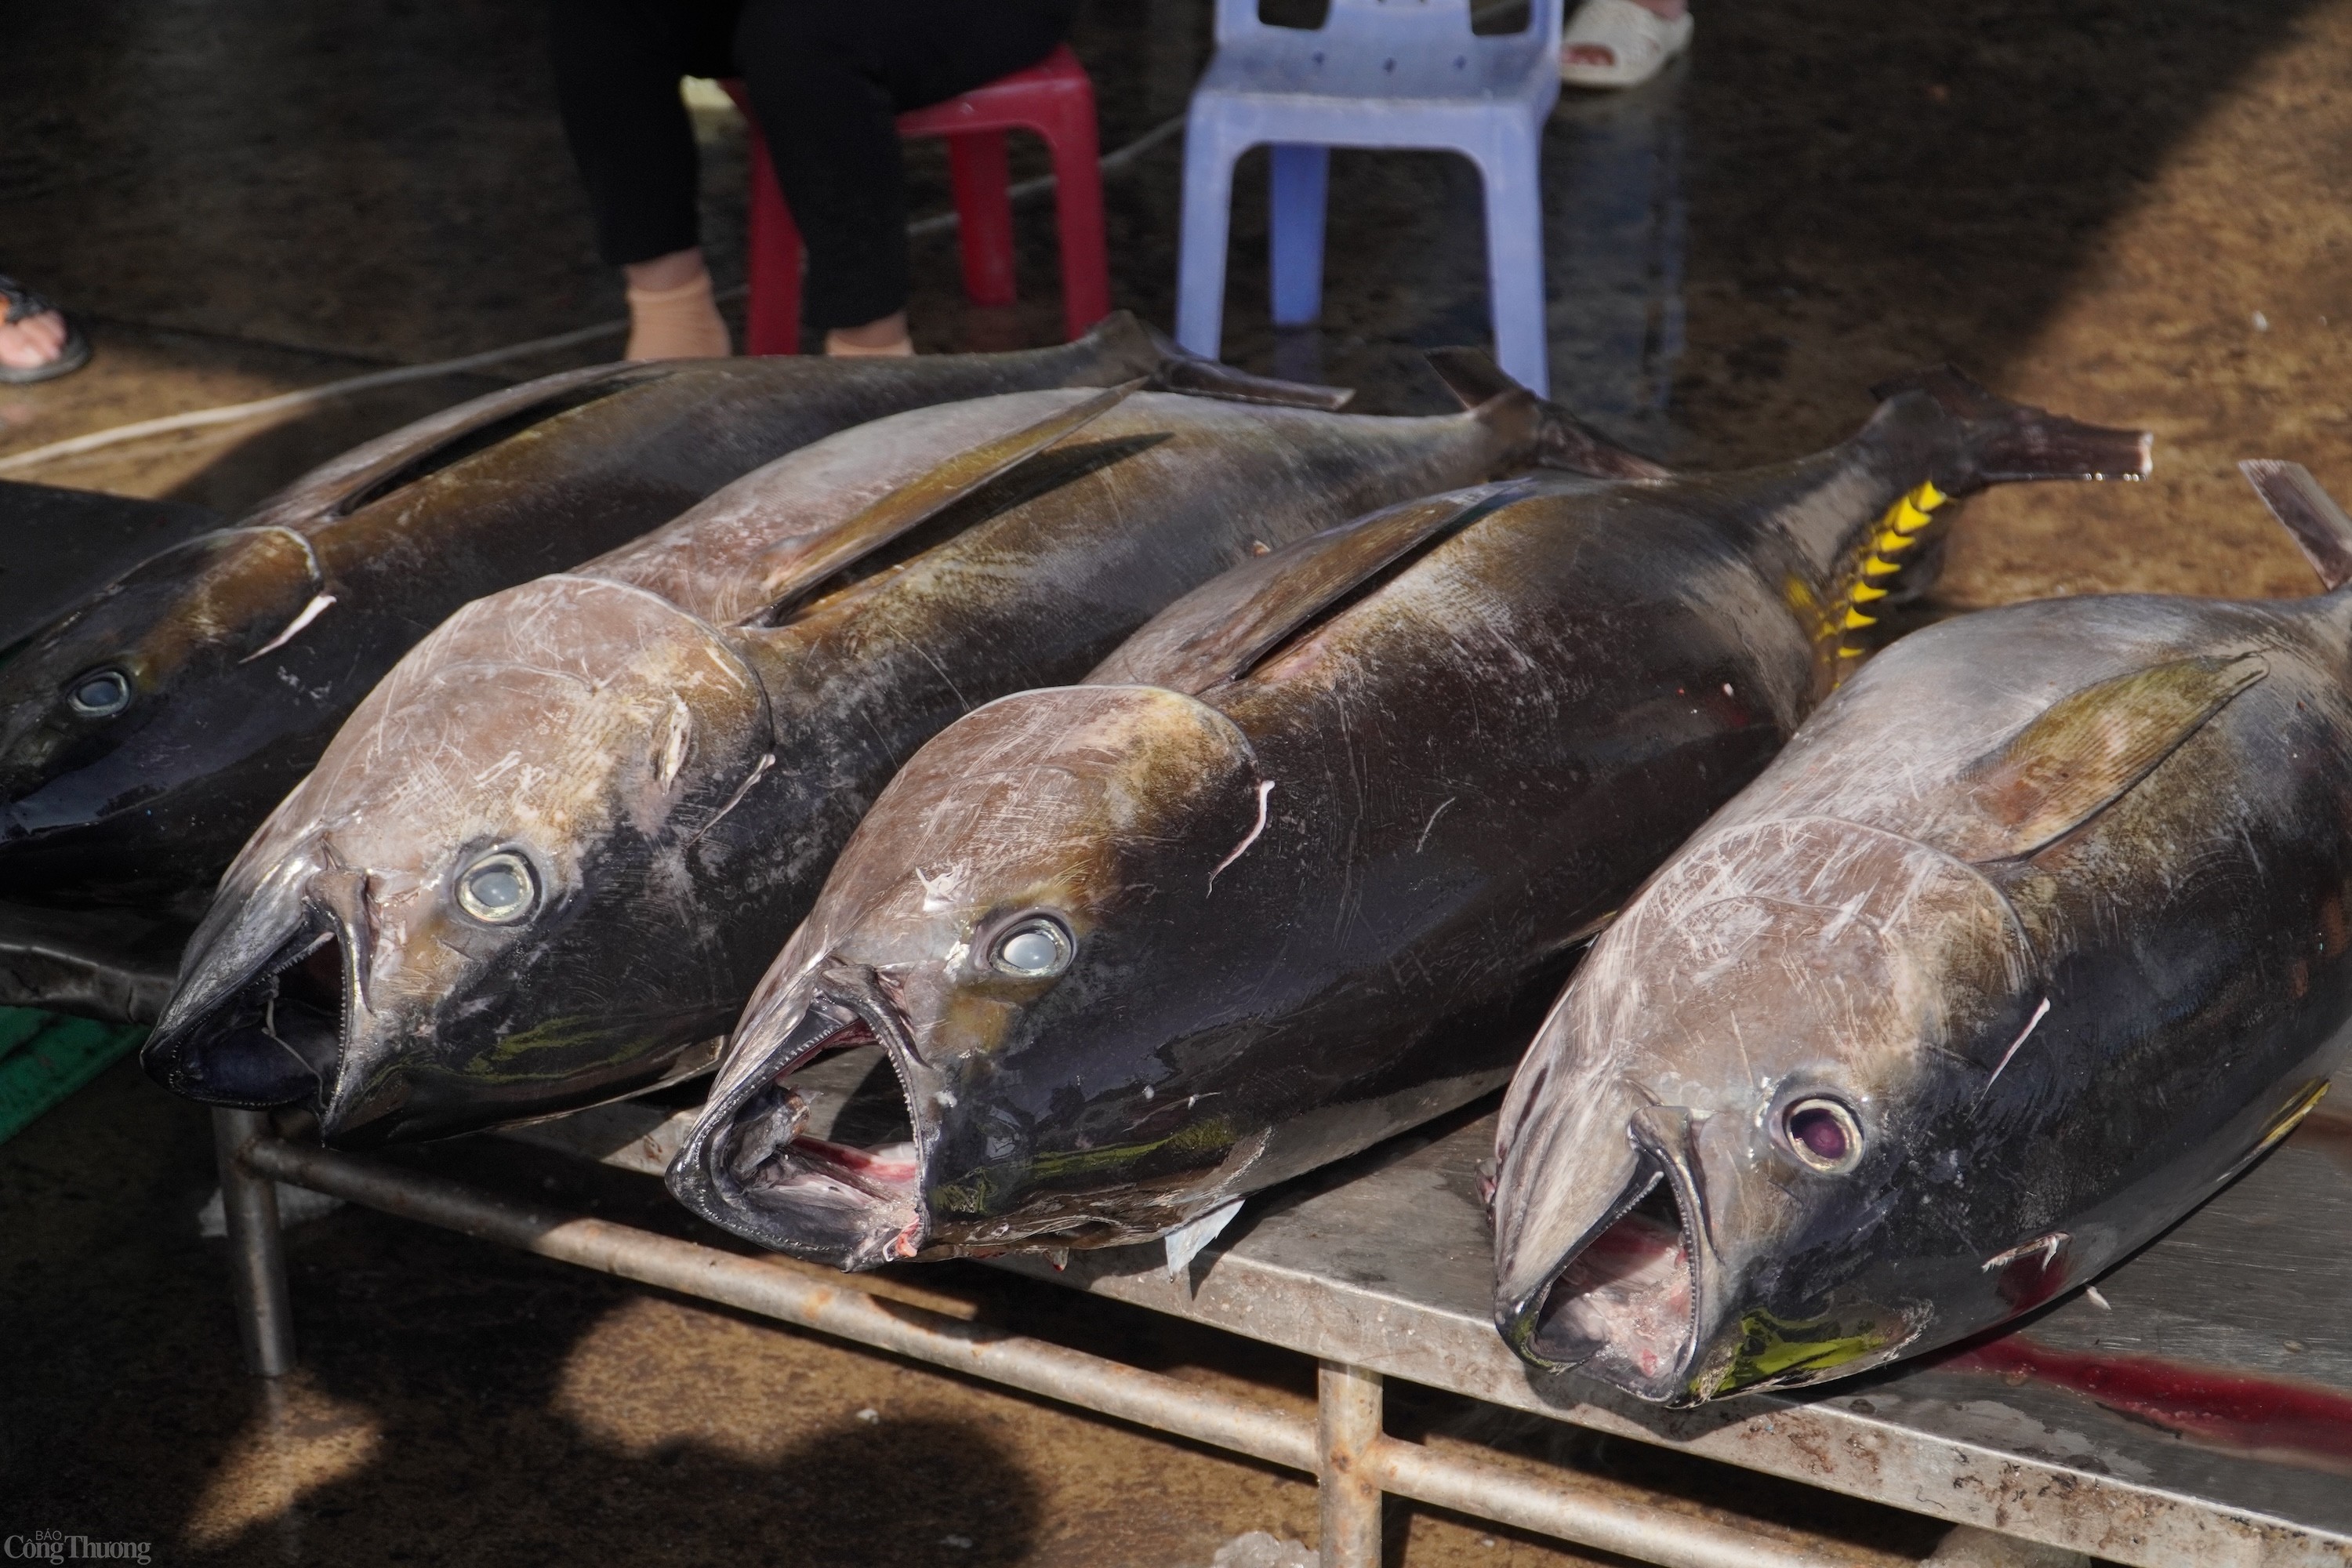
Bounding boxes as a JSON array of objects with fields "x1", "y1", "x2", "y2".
[
  {"x1": 0, "y1": 274, "x2": 92, "y2": 385},
  {"x1": 1559, "y1": 0, "x2": 1693, "y2": 89}
]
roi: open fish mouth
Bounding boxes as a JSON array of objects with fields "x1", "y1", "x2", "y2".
[
  {"x1": 1504, "y1": 1146, "x2": 1707, "y2": 1405},
  {"x1": 669, "y1": 981, "x2": 931, "y2": 1271},
  {"x1": 145, "y1": 918, "x2": 349, "y2": 1112}
]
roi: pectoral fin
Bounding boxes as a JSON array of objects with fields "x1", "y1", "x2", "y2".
[
  {"x1": 249, "y1": 360, "x2": 667, "y2": 531},
  {"x1": 1087, "y1": 482, "x2": 1528, "y2": 695},
  {"x1": 2241, "y1": 459, "x2": 2352, "y2": 590},
  {"x1": 747, "y1": 381, "x2": 1143, "y2": 615},
  {"x1": 1940, "y1": 653, "x2": 2268, "y2": 862}
]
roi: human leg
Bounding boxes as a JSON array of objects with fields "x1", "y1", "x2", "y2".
[
  {"x1": 733, "y1": 0, "x2": 1076, "y2": 354},
  {"x1": 549, "y1": 0, "x2": 738, "y2": 356}
]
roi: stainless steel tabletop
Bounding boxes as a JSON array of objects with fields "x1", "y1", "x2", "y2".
[{"x1": 512, "y1": 1062, "x2": 2352, "y2": 1568}]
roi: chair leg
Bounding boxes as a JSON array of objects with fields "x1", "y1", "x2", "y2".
[
  {"x1": 1268, "y1": 143, "x2": 1330, "y2": 328},
  {"x1": 743, "y1": 118, "x2": 803, "y2": 355},
  {"x1": 1175, "y1": 111, "x2": 1238, "y2": 361},
  {"x1": 1478, "y1": 129, "x2": 1551, "y2": 397},
  {"x1": 949, "y1": 130, "x2": 1019, "y2": 309},
  {"x1": 1043, "y1": 89, "x2": 1112, "y2": 338}
]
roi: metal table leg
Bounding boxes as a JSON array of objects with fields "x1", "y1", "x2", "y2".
[
  {"x1": 1319, "y1": 1361, "x2": 1385, "y2": 1568},
  {"x1": 212, "y1": 1106, "x2": 295, "y2": 1377},
  {"x1": 234, "y1": 1131, "x2": 1922, "y2": 1568}
]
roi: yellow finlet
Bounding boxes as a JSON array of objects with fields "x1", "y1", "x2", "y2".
[
  {"x1": 1838, "y1": 644, "x2": 1867, "y2": 658},
  {"x1": 1842, "y1": 608, "x2": 1878, "y2": 630},
  {"x1": 1915, "y1": 480, "x2": 1948, "y2": 510},
  {"x1": 1874, "y1": 530, "x2": 1915, "y2": 555},
  {"x1": 1850, "y1": 582, "x2": 1888, "y2": 603},
  {"x1": 1890, "y1": 499, "x2": 1933, "y2": 535},
  {"x1": 2258, "y1": 1080, "x2": 2330, "y2": 1152},
  {"x1": 1861, "y1": 556, "x2": 1901, "y2": 578}
]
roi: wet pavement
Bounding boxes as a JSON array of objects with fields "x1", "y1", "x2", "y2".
[{"x1": 8, "y1": 0, "x2": 2352, "y2": 1562}]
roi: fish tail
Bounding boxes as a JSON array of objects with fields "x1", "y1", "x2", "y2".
[
  {"x1": 1870, "y1": 365, "x2": 2153, "y2": 487},
  {"x1": 2240, "y1": 459, "x2": 2352, "y2": 591},
  {"x1": 1423, "y1": 348, "x2": 1672, "y2": 481}
]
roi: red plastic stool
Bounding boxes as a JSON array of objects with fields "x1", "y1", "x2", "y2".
[{"x1": 723, "y1": 45, "x2": 1112, "y2": 355}]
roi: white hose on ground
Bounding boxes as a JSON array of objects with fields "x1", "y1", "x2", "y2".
[{"x1": 0, "y1": 112, "x2": 1187, "y2": 478}]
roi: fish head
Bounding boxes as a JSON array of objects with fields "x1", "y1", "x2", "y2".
[
  {"x1": 0, "y1": 528, "x2": 328, "y2": 909},
  {"x1": 672, "y1": 684, "x2": 1268, "y2": 1269},
  {"x1": 1492, "y1": 816, "x2": 2040, "y2": 1404},
  {"x1": 143, "y1": 575, "x2": 779, "y2": 1143}
]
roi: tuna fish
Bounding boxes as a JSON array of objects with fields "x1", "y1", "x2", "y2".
[
  {"x1": 1488, "y1": 460, "x2": 2352, "y2": 1406},
  {"x1": 666, "y1": 371, "x2": 2151, "y2": 1271},
  {"x1": 0, "y1": 316, "x2": 1338, "y2": 917},
  {"x1": 144, "y1": 354, "x2": 1639, "y2": 1144}
]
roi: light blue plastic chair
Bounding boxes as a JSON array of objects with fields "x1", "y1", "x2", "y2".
[{"x1": 1176, "y1": 0, "x2": 1566, "y2": 395}]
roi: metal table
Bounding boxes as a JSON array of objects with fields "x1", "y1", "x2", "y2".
[{"x1": 208, "y1": 1044, "x2": 2352, "y2": 1568}]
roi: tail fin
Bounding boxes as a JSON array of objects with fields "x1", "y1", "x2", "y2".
[
  {"x1": 1870, "y1": 365, "x2": 2152, "y2": 485},
  {"x1": 2241, "y1": 459, "x2": 2352, "y2": 590},
  {"x1": 1425, "y1": 348, "x2": 1671, "y2": 481}
]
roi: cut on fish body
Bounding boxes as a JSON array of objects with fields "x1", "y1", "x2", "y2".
[
  {"x1": 0, "y1": 314, "x2": 1325, "y2": 919},
  {"x1": 1490, "y1": 462, "x2": 2352, "y2": 1405},
  {"x1": 147, "y1": 354, "x2": 1617, "y2": 1145},
  {"x1": 669, "y1": 368, "x2": 2152, "y2": 1271}
]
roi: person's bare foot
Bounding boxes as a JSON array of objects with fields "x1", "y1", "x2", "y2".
[
  {"x1": 0, "y1": 275, "x2": 88, "y2": 382},
  {"x1": 622, "y1": 248, "x2": 731, "y2": 360},
  {"x1": 824, "y1": 311, "x2": 913, "y2": 358}
]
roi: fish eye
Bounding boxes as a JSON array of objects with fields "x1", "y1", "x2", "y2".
[
  {"x1": 1783, "y1": 1096, "x2": 1864, "y2": 1174},
  {"x1": 989, "y1": 916, "x2": 1073, "y2": 979},
  {"x1": 67, "y1": 668, "x2": 131, "y2": 717},
  {"x1": 455, "y1": 851, "x2": 537, "y2": 925}
]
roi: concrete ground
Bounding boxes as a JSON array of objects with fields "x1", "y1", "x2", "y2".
[{"x1": 7, "y1": 0, "x2": 2352, "y2": 1563}]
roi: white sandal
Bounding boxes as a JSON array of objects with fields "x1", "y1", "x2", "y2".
[{"x1": 1559, "y1": 0, "x2": 1693, "y2": 89}]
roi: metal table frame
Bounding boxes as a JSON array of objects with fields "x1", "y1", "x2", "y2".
[{"x1": 209, "y1": 1098, "x2": 2352, "y2": 1568}]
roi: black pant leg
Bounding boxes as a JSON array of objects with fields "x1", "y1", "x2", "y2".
[
  {"x1": 732, "y1": 0, "x2": 1080, "y2": 332},
  {"x1": 549, "y1": 0, "x2": 741, "y2": 267}
]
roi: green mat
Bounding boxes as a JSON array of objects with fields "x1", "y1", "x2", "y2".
[{"x1": 0, "y1": 1007, "x2": 148, "y2": 1146}]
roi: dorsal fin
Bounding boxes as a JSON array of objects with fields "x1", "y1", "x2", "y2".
[
  {"x1": 1425, "y1": 348, "x2": 1670, "y2": 481},
  {"x1": 1087, "y1": 481, "x2": 1530, "y2": 695},
  {"x1": 2241, "y1": 460, "x2": 2352, "y2": 590},
  {"x1": 1427, "y1": 347, "x2": 1526, "y2": 412},
  {"x1": 746, "y1": 381, "x2": 1142, "y2": 617},
  {"x1": 1117, "y1": 315, "x2": 1354, "y2": 410},
  {"x1": 1934, "y1": 653, "x2": 2268, "y2": 862}
]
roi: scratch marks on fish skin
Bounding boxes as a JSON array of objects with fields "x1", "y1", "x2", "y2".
[
  {"x1": 916, "y1": 863, "x2": 969, "y2": 911},
  {"x1": 687, "y1": 753, "x2": 775, "y2": 848},
  {"x1": 914, "y1": 641, "x2": 974, "y2": 713},
  {"x1": 1208, "y1": 780, "x2": 1277, "y2": 891},
  {"x1": 473, "y1": 750, "x2": 523, "y2": 787},
  {"x1": 241, "y1": 593, "x2": 337, "y2": 662},
  {"x1": 1980, "y1": 1230, "x2": 2069, "y2": 1273},
  {"x1": 1415, "y1": 797, "x2": 1457, "y2": 854},
  {"x1": 1984, "y1": 996, "x2": 2052, "y2": 1091},
  {"x1": 657, "y1": 695, "x2": 692, "y2": 791}
]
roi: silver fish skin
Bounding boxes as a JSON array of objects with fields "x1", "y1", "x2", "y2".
[
  {"x1": 145, "y1": 375, "x2": 1589, "y2": 1145},
  {"x1": 1492, "y1": 519, "x2": 2352, "y2": 1406},
  {"x1": 0, "y1": 314, "x2": 1336, "y2": 920},
  {"x1": 670, "y1": 373, "x2": 2152, "y2": 1272}
]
